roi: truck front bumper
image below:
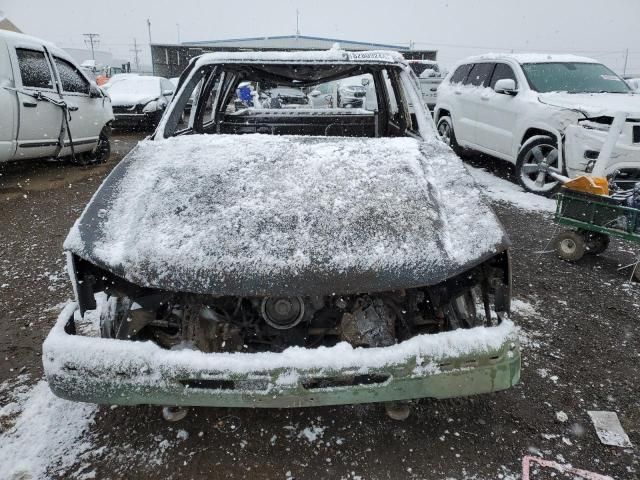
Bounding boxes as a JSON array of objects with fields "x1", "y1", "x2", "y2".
[
  {"x1": 112, "y1": 112, "x2": 162, "y2": 127},
  {"x1": 43, "y1": 303, "x2": 521, "y2": 408},
  {"x1": 565, "y1": 123, "x2": 640, "y2": 185}
]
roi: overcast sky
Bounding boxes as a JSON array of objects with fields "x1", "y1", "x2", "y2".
[{"x1": 3, "y1": 0, "x2": 640, "y2": 74}]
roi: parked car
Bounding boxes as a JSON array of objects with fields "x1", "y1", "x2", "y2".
[
  {"x1": 435, "y1": 54, "x2": 640, "y2": 195},
  {"x1": 408, "y1": 59, "x2": 445, "y2": 110},
  {"x1": 101, "y1": 73, "x2": 139, "y2": 91},
  {"x1": 44, "y1": 50, "x2": 519, "y2": 416},
  {"x1": 307, "y1": 81, "x2": 335, "y2": 108},
  {"x1": 107, "y1": 75, "x2": 176, "y2": 129},
  {"x1": 0, "y1": 30, "x2": 113, "y2": 164},
  {"x1": 337, "y1": 75, "x2": 370, "y2": 108},
  {"x1": 260, "y1": 85, "x2": 308, "y2": 108}
]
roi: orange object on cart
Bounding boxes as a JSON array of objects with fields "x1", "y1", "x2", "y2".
[{"x1": 563, "y1": 175, "x2": 609, "y2": 196}]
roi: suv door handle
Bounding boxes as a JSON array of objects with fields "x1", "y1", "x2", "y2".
[
  {"x1": 454, "y1": 91, "x2": 462, "y2": 95},
  {"x1": 22, "y1": 100, "x2": 37, "y2": 107},
  {"x1": 68, "y1": 105, "x2": 79, "y2": 111}
]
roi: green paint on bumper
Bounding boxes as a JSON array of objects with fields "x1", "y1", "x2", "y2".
[{"x1": 44, "y1": 304, "x2": 521, "y2": 408}]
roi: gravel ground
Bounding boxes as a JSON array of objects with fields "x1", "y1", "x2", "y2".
[{"x1": 0, "y1": 133, "x2": 638, "y2": 480}]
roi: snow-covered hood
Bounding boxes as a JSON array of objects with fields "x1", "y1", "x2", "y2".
[
  {"x1": 539, "y1": 92, "x2": 640, "y2": 117},
  {"x1": 64, "y1": 135, "x2": 508, "y2": 296},
  {"x1": 108, "y1": 92, "x2": 158, "y2": 107}
]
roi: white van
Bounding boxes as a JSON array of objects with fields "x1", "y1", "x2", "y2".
[{"x1": 0, "y1": 31, "x2": 113, "y2": 164}]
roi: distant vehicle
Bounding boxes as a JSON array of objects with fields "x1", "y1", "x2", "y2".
[
  {"x1": 337, "y1": 75, "x2": 369, "y2": 108},
  {"x1": 260, "y1": 85, "x2": 308, "y2": 108},
  {"x1": 408, "y1": 59, "x2": 445, "y2": 110},
  {"x1": 0, "y1": 30, "x2": 113, "y2": 164},
  {"x1": 435, "y1": 53, "x2": 640, "y2": 195},
  {"x1": 96, "y1": 65, "x2": 128, "y2": 86},
  {"x1": 108, "y1": 75, "x2": 175, "y2": 129},
  {"x1": 101, "y1": 73, "x2": 140, "y2": 91},
  {"x1": 308, "y1": 82, "x2": 335, "y2": 108}
]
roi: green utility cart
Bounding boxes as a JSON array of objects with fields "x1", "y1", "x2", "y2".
[{"x1": 553, "y1": 188, "x2": 640, "y2": 279}]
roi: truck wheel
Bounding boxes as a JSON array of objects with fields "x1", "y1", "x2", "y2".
[
  {"x1": 554, "y1": 230, "x2": 586, "y2": 262},
  {"x1": 436, "y1": 116, "x2": 462, "y2": 155},
  {"x1": 93, "y1": 127, "x2": 111, "y2": 164},
  {"x1": 516, "y1": 136, "x2": 561, "y2": 196},
  {"x1": 72, "y1": 126, "x2": 111, "y2": 165},
  {"x1": 582, "y1": 231, "x2": 610, "y2": 255}
]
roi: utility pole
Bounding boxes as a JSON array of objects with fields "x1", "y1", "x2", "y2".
[
  {"x1": 296, "y1": 9, "x2": 300, "y2": 36},
  {"x1": 176, "y1": 23, "x2": 181, "y2": 43},
  {"x1": 147, "y1": 18, "x2": 152, "y2": 44},
  {"x1": 623, "y1": 48, "x2": 629, "y2": 76},
  {"x1": 82, "y1": 33, "x2": 100, "y2": 62},
  {"x1": 130, "y1": 38, "x2": 142, "y2": 72},
  {"x1": 147, "y1": 18, "x2": 154, "y2": 75}
]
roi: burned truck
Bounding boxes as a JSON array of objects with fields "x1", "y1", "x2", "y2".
[{"x1": 43, "y1": 49, "x2": 520, "y2": 417}]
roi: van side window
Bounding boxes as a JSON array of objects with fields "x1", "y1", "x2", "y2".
[
  {"x1": 490, "y1": 63, "x2": 517, "y2": 89},
  {"x1": 53, "y1": 57, "x2": 90, "y2": 94},
  {"x1": 465, "y1": 63, "x2": 496, "y2": 87},
  {"x1": 16, "y1": 48, "x2": 53, "y2": 89},
  {"x1": 450, "y1": 64, "x2": 472, "y2": 84}
]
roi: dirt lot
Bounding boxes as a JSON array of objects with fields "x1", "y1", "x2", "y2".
[{"x1": 0, "y1": 132, "x2": 638, "y2": 479}]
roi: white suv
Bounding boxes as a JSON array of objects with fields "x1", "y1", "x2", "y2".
[{"x1": 435, "y1": 54, "x2": 640, "y2": 195}]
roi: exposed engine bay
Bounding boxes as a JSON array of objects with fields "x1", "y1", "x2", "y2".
[{"x1": 96, "y1": 253, "x2": 511, "y2": 353}]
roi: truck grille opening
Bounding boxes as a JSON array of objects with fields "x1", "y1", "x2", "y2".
[{"x1": 302, "y1": 374, "x2": 390, "y2": 390}]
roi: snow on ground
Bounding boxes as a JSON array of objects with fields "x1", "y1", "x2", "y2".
[
  {"x1": 0, "y1": 380, "x2": 97, "y2": 480},
  {"x1": 465, "y1": 165, "x2": 556, "y2": 213}
]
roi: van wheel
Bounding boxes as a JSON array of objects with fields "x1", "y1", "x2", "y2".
[
  {"x1": 71, "y1": 127, "x2": 111, "y2": 166},
  {"x1": 516, "y1": 136, "x2": 562, "y2": 196},
  {"x1": 436, "y1": 116, "x2": 462, "y2": 155}
]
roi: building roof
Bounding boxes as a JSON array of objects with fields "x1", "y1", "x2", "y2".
[
  {"x1": 0, "y1": 15, "x2": 21, "y2": 33},
  {"x1": 180, "y1": 34, "x2": 410, "y2": 51}
]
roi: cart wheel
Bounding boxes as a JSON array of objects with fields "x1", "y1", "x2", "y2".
[
  {"x1": 632, "y1": 264, "x2": 640, "y2": 282},
  {"x1": 554, "y1": 231, "x2": 586, "y2": 262},
  {"x1": 582, "y1": 231, "x2": 610, "y2": 255}
]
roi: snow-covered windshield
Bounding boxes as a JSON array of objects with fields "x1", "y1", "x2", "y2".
[
  {"x1": 522, "y1": 62, "x2": 631, "y2": 94},
  {"x1": 108, "y1": 77, "x2": 161, "y2": 96}
]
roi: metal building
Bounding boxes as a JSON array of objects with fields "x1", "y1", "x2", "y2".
[{"x1": 151, "y1": 35, "x2": 437, "y2": 78}]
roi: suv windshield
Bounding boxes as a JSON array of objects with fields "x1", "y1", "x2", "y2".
[{"x1": 522, "y1": 62, "x2": 631, "y2": 94}]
